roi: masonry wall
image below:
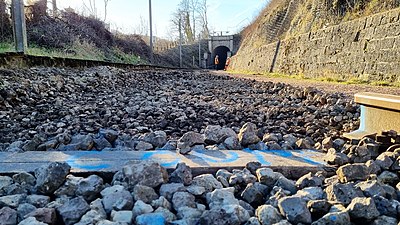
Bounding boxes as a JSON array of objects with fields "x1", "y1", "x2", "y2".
[{"x1": 231, "y1": 8, "x2": 400, "y2": 82}]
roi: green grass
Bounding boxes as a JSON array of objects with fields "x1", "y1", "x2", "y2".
[
  {"x1": 343, "y1": 78, "x2": 370, "y2": 85},
  {"x1": 0, "y1": 42, "x2": 14, "y2": 53},
  {"x1": 229, "y1": 70, "x2": 313, "y2": 81},
  {"x1": 371, "y1": 81, "x2": 400, "y2": 87},
  {"x1": 26, "y1": 45, "x2": 75, "y2": 58},
  {"x1": 106, "y1": 47, "x2": 144, "y2": 64},
  {"x1": 316, "y1": 77, "x2": 343, "y2": 83},
  {"x1": 0, "y1": 41, "x2": 144, "y2": 65},
  {"x1": 229, "y1": 70, "x2": 400, "y2": 88}
]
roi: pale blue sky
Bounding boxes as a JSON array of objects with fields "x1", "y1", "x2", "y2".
[{"x1": 57, "y1": 0, "x2": 268, "y2": 39}]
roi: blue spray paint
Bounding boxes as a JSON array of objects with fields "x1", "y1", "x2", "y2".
[
  {"x1": 66, "y1": 152, "x2": 110, "y2": 171},
  {"x1": 191, "y1": 149, "x2": 239, "y2": 163},
  {"x1": 267, "y1": 150, "x2": 293, "y2": 158},
  {"x1": 243, "y1": 149, "x2": 322, "y2": 166},
  {"x1": 266, "y1": 149, "x2": 322, "y2": 165},
  {"x1": 243, "y1": 148, "x2": 272, "y2": 166},
  {"x1": 141, "y1": 151, "x2": 180, "y2": 167},
  {"x1": 66, "y1": 148, "x2": 322, "y2": 171}
]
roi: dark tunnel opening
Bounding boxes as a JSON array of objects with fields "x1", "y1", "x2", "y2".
[{"x1": 212, "y1": 46, "x2": 230, "y2": 70}]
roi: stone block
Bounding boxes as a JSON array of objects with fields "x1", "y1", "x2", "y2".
[
  {"x1": 388, "y1": 9, "x2": 400, "y2": 23},
  {"x1": 385, "y1": 22, "x2": 400, "y2": 37}
]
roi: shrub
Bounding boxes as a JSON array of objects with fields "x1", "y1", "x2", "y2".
[{"x1": 0, "y1": 0, "x2": 12, "y2": 41}]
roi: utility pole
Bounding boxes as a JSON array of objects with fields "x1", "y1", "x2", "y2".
[
  {"x1": 52, "y1": 0, "x2": 57, "y2": 18},
  {"x1": 93, "y1": 0, "x2": 97, "y2": 18},
  {"x1": 198, "y1": 34, "x2": 201, "y2": 68},
  {"x1": 11, "y1": 0, "x2": 27, "y2": 53},
  {"x1": 179, "y1": 16, "x2": 182, "y2": 68},
  {"x1": 149, "y1": 0, "x2": 154, "y2": 64}
]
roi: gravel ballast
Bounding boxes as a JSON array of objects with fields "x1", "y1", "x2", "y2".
[{"x1": 2, "y1": 67, "x2": 399, "y2": 224}]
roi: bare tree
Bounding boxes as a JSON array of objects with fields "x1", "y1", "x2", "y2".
[
  {"x1": 134, "y1": 15, "x2": 148, "y2": 36},
  {"x1": 26, "y1": 0, "x2": 47, "y2": 22},
  {"x1": 189, "y1": 0, "x2": 199, "y2": 38},
  {"x1": 170, "y1": 0, "x2": 209, "y2": 42},
  {"x1": 82, "y1": 0, "x2": 97, "y2": 18},
  {"x1": 184, "y1": 10, "x2": 194, "y2": 42},
  {"x1": 169, "y1": 9, "x2": 181, "y2": 40},
  {"x1": 179, "y1": 0, "x2": 194, "y2": 42},
  {"x1": 197, "y1": 0, "x2": 209, "y2": 38}
]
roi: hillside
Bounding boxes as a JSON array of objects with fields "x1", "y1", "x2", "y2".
[
  {"x1": 0, "y1": 0, "x2": 206, "y2": 68},
  {"x1": 241, "y1": 0, "x2": 400, "y2": 49},
  {"x1": 232, "y1": 0, "x2": 400, "y2": 83}
]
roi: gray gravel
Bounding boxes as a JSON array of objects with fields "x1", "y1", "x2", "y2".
[
  {"x1": 0, "y1": 132, "x2": 399, "y2": 224},
  {"x1": 2, "y1": 67, "x2": 399, "y2": 224},
  {"x1": 1, "y1": 67, "x2": 359, "y2": 153}
]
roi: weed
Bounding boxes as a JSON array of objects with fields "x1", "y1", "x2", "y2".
[
  {"x1": 230, "y1": 69, "x2": 400, "y2": 89},
  {"x1": 107, "y1": 47, "x2": 143, "y2": 64},
  {"x1": 0, "y1": 42, "x2": 13, "y2": 53},
  {"x1": 369, "y1": 80, "x2": 400, "y2": 88},
  {"x1": 344, "y1": 78, "x2": 369, "y2": 85},
  {"x1": 68, "y1": 39, "x2": 105, "y2": 61}
]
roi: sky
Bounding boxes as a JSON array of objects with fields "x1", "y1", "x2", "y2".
[{"x1": 56, "y1": 0, "x2": 268, "y2": 39}]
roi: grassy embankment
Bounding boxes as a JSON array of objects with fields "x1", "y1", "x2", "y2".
[{"x1": 0, "y1": 41, "x2": 144, "y2": 64}]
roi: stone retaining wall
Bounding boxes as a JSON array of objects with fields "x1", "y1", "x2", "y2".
[{"x1": 231, "y1": 8, "x2": 400, "y2": 82}]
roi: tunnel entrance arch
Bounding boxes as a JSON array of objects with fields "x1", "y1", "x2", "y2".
[
  {"x1": 207, "y1": 35, "x2": 234, "y2": 69},
  {"x1": 212, "y1": 46, "x2": 230, "y2": 70}
]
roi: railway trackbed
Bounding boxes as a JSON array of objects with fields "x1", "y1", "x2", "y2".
[{"x1": 1, "y1": 60, "x2": 400, "y2": 224}]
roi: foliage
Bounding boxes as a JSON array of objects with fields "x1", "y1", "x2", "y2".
[
  {"x1": 60, "y1": 10, "x2": 114, "y2": 49},
  {"x1": 21, "y1": 3, "x2": 151, "y2": 64},
  {"x1": 1, "y1": 0, "x2": 198, "y2": 67},
  {"x1": 114, "y1": 33, "x2": 151, "y2": 59},
  {"x1": 27, "y1": 16, "x2": 74, "y2": 49},
  {"x1": 0, "y1": 0, "x2": 12, "y2": 42},
  {"x1": 0, "y1": 42, "x2": 13, "y2": 53},
  {"x1": 67, "y1": 38, "x2": 105, "y2": 60},
  {"x1": 26, "y1": 0, "x2": 47, "y2": 23}
]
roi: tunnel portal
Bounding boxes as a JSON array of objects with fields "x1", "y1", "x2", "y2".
[
  {"x1": 207, "y1": 35, "x2": 234, "y2": 69},
  {"x1": 213, "y1": 46, "x2": 230, "y2": 70}
]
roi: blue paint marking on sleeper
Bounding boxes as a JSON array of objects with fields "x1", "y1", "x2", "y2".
[
  {"x1": 244, "y1": 149, "x2": 322, "y2": 166},
  {"x1": 267, "y1": 149, "x2": 293, "y2": 158},
  {"x1": 299, "y1": 155, "x2": 323, "y2": 165},
  {"x1": 66, "y1": 152, "x2": 110, "y2": 171},
  {"x1": 267, "y1": 149, "x2": 322, "y2": 166},
  {"x1": 243, "y1": 148, "x2": 272, "y2": 166},
  {"x1": 294, "y1": 150, "x2": 324, "y2": 165},
  {"x1": 141, "y1": 151, "x2": 180, "y2": 167},
  {"x1": 191, "y1": 149, "x2": 239, "y2": 163}
]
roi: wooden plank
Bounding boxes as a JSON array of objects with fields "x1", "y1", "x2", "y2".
[{"x1": 0, "y1": 150, "x2": 330, "y2": 178}]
